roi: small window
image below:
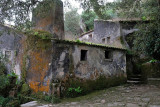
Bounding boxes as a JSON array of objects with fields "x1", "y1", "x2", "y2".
[
  {"x1": 102, "y1": 38, "x2": 106, "y2": 43},
  {"x1": 107, "y1": 37, "x2": 110, "y2": 43},
  {"x1": 5, "y1": 51, "x2": 11, "y2": 59},
  {"x1": 105, "y1": 50, "x2": 111, "y2": 59},
  {"x1": 81, "y1": 50, "x2": 88, "y2": 61},
  {"x1": 89, "y1": 34, "x2": 92, "y2": 39}
]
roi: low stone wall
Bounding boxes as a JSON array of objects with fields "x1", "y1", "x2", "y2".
[{"x1": 141, "y1": 62, "x2": 160, "y2": 79}]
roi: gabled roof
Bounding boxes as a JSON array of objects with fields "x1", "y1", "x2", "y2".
[{"x1": 79, "y1": 30, "x2": 94, "y2": 38}]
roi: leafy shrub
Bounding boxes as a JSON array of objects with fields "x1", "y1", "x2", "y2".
[
  {"x1": 67, "y1": 87, "x2": 82, "y2": 98},
  {"x1": 20, "y1": 83, "x2": 31, "y2": 96},
  {"x1": 0, "y1": 96, "x2": 5, "y2": 105},
  {"x1": 0, "y1": 75, "x2": 10, "y2": 96},
  {"x1": 31, "y1": 92, "x2": 61, "y2": 104},
  {"x1": 51, "y1": 96, "x2": 61, "y2": 104},
  {"x1": 149, "y1": 59, "x2": 158, "y2": 63},
  {"x1": 6, "y1": 99, "x2": 20, "y2": 107},
  {"x1": 17, "y1": 94, "x2": 33, "y2": 104}
]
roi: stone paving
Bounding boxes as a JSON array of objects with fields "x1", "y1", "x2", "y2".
[{"x1": 21, "y1": 84, "x2": 160, "y2": 107}]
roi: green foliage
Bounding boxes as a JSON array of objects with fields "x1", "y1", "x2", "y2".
[
  {"x1": 0, "y1": 96, "x2": 5, "y2": 105},
  {"x1": 0, "y1": 75, "x2": 10, "y2": 96},
  {"x1": 64, "y1": 8, "x2": 81, "y2": 36},
  {"x1": 33, "y1": 0, "x2": 56, "y2": 18},
  {"x1": 0, "y1": 54, "x2": 7, "y2": 75},
  {"x1": 81, "y1": 11, "x2": 97, "y2": 31},
  {"x1": 20, "y1": 83, "x2": 31, "y2": 96},
  {"x1": 31, "y1": 92, "x2": 61, "y2": 104},
  {"x1": 17, "y1": 94, "x2": 33, "y2": 104},
  {"x1": 133, "y1": 22, "x2": 160, "y2": 60},
  {"x1": 51, "y1": 96, "x2": 61, "y2": 104},
  {"x1": 126, "y1": 49, "x2": 135, "y2": 55},
  {"x1": 148, "y1": 59, "x2": 158, "y2": 63},
  {"x1": 67, "y1": 87, "x2": 82, "y2": 97},
  {"x1": 7, "y1": 72, "x2": 18, "y2": 79},
  {"x1": 6, "y1": 99, "x2": 20, "y2": 107}
]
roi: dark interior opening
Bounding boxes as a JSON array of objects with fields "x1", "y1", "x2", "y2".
[
  {"x1": 89, "y1": 34, "x2": 92, "y2": 38},
  {"x1": 107, "y1": 37, "x2": 110, "y2": 43},
  {"x1": 105, "y1": 50, "x2": 110, "y2": 59},
  {"x1": 102, "y1": 38, "x2": 106, "y2": 43},
  {"x1": 81, "y1": 50, "x2": 87, "y2": 61}
]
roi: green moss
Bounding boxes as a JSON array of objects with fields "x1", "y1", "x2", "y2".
[
  {"x1": 21, "y1": 55, "x2": 27, "y2": 83},
  {"x1": 63, "y1": 75, "x2": 127, "y2": 98},
  {"x1": 54, "y1": 39, "x2": 126, "y2": 50},
  {"x1": 25, "y1": 30, "x2": 53, "y2": 40},
  {"x1": 25, "y1": 30, "x2": 52, "y2": 50},
  {"x1": 20, "y1": 83, "x2": 31, "y2": 95}
]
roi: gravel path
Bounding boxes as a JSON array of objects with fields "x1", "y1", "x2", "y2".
[{"x1": 21, "y1": 84, "x2": 160, "y2": 107}]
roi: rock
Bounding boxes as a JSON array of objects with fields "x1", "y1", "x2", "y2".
[
  {"x1": 126, "y1": 103, "x2": 139, "y2": 107},
  {"x1": 149, "y1": 105, "x2": 160, "y2": 107},
  {"x1": 21, "y1": 101, "x2": 38, "y2": 107},
  {"x1": 101, "y1": 99, "x2": 106, "y2": 104},
  {"x1": 71, "y1": 102, "x2": 78, "y2": 105},
  {"x1": 138, "y1": 102, "x2": 147, "y2": 107},
  {"x1": 142, "y1": 98, "x2": 150, "y2": 102}
]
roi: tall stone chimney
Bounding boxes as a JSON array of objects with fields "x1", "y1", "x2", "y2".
[{"x1": 32, "y1": 0, "x2": 64, "y2": 40}]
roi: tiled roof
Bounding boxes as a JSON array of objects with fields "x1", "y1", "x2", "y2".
[{"x1": 53, "y1": 39, "x2": 126, "y2": 51}]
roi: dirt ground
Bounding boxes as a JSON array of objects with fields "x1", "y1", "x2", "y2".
[{"x1": 21, "y1": 83, "x2": 160, "y2": 107}]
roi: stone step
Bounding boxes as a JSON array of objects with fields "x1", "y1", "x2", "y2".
[
  {"x1": 130, "y1": 75, "x2": 142, "y2": 77},
  {"x1": 148, "y1": 78, "x2": 160, "y2": 81},
  {"x1": 128, "y1": 78, "x2": 141, "y2": 81},
  {"x1": 127, "y1": 80, "x2": 141, "y2": 84}
]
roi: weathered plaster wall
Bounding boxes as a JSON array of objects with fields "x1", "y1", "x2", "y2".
[
  {"x1": 49, "y1": 41, "x2": 126, "y2": 96},
  {"x1": 0, "y1": 24, "x2": 23, "y2": 78},
  {"x1": 51, "y1": 42, "x2": 126, "y2": 80},
  {"x1": 79, "y1": 31, "x2": 94, "y2": 42},
  {"x1": 92, "y1": 20, "x2": 123, "y2": 48},
  {"x1": 32, "y1": 0, "x2": 64, "y2": 40}
]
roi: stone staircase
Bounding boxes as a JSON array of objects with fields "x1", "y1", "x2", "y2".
[{"x1": 127, "y1": 74, "x2": 142, "y2": 84}]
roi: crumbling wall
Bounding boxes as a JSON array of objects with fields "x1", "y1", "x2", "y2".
[
  {"x1": 51, "y1": 42, "x2": 126, "y2": 79},
  {"x1": 32, "y1": 0, "x2": 64, "y2": 40},
  {"x1": 0, "y1": 24, "x2": 23, "y2": 77},
  {"x1": 93, "y1": 20, "x2": 123, "y2": 48},
  {"x1": 50, "y1": 41, "x2": 126, "y2": 96},
  {"x1": 17, "y1": 32, "x2": 53, "y2": 93}
]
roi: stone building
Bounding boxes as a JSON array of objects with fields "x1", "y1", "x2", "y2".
[
  {"x1": 79, "y1": 19, "x2": 141, "y2": 49},
  {"x1": 0, "y1": 0, "x2": 127, "y2": 95}
]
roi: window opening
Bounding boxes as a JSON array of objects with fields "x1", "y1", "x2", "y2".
[
  {"x1": 107, "y1": 37, "x2": 110, "y2": 43},
  {"x1": 102, "y1": 38, "x2": 106, "y2": 43},
  {"x1": 81, "y1": 50, "x2": 88, "y2": 61},
  {"x1": 105, "y1": 50, "x2": 111, "y2": 59}
]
